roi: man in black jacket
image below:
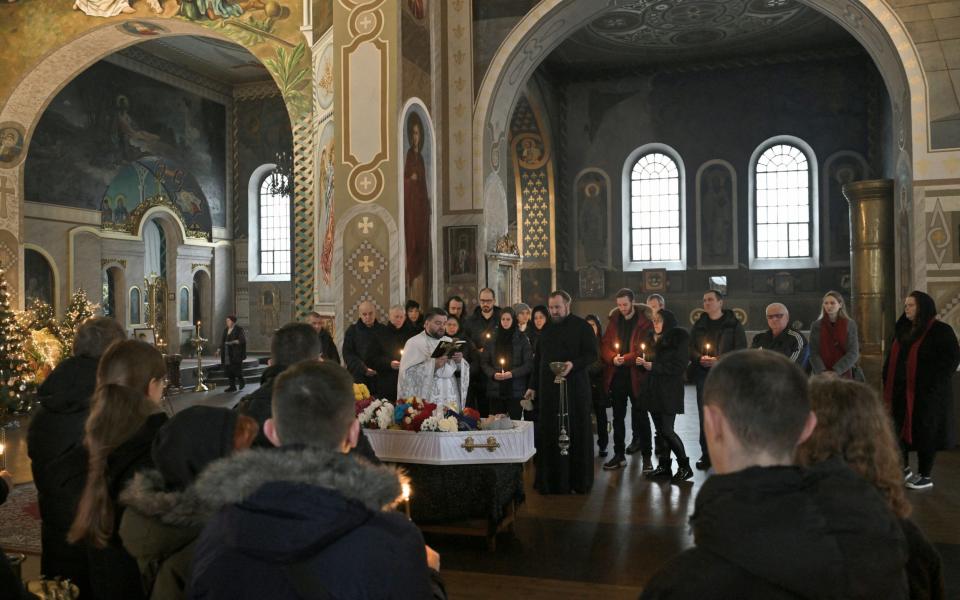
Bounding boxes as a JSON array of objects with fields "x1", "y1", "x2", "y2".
[
  {"x1": 641, "y1": 351, "x2": 909, "y2": 600},
  {"x1": 366, "y1": 305, "x2": 417, "y2": 401},
  {"x1": 236, "y1": 322, "x2": 378, "y2": 463},
  {"x1": 307, "y1": 311, "x2": 341, "y2": 365},
  {"x1": 463, "y1": 288, "x2": 501, "y2": 415},
  {"x1": 219, "y1": 315, "x2": 247, "y2": 392},
  {"x1": 27, "y1": 317, "x2": 126, "y2": 597},
  {"x1": 750, "y1": 302, "x2": 807, "y2": 366},
  {"x1": 687, "y1": 290, "x2": 746, "y2": 469},
  {"x1": 188, "y1": 361, "x2": 446, "y2": 600},
  {"x1": 342, "y1": 301, "x2": 386, "y2": 394}
]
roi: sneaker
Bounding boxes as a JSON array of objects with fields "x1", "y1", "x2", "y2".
[
  {"x1": 625, "y1": 441, "x2": 643, "y2": 455},
  {"x1": 646, "y1": 463, "x2": 672, "y2": 480},
  {"x1": 672, "y1": 459, "x2": 694, "y2": 483},
  {"x1": 905, "y1": 476, "x2": 933, "y2": 490},
  {"x1": 902, "y1": 467, "x2": 913, "y2": 483},
  {"x1": 641, "y1": 455, "x2": 654, "y2": 472},
  {"x1": 603, "y1": 455, "x2": 626, "y2": 470}
]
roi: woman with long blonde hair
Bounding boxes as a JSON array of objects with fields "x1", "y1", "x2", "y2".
[
  {"x1": 808, "y1": 290, "x2": 860, "y2": 378},
  {"x1": 797, "y1": 376, "x2": 943, "y2": 599},
  {"x1": 68, "y1": 340, "x2": 168, "y2": 600}
]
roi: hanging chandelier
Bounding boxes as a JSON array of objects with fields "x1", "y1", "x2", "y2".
[{"x1": 268, "y1": 150, "x2": 293, "y2": 197}]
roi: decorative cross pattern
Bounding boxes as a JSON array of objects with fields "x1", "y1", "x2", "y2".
[
  {"x1": 358, "y1": 173, "x2": 375, "y2": 193},
  {"x1": 347, "y1": 240, "x2": 385, "y2": 288},
  {"x1": 357, "y1": 216, "x2": 374, "y2": 234},
  {"x1": 358, "y1": 255, "x2": 374, "y2": 273}
]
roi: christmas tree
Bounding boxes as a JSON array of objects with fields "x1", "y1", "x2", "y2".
[
  {"x1": 0, "y1": 266, "x2": 32, "y2": 414},
  {"x1": 59, "y1": 288, "x2": 97, "y2": 359}
]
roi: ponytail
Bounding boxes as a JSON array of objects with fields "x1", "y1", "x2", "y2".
[{"x1": 67, "y1": 341, "x2": 166, "y2": 548}]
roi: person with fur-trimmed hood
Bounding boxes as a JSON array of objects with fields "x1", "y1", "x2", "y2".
[
  {"x1": 186, "y1": 360, "x2": 446, "y2": 600},
  {"x1": 119, "y1": 406, "x2": 258, "y2": 600}
]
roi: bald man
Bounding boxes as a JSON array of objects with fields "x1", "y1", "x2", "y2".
[
  {"x1": 750, "y1": 302, "x2": 808, "y2": 366},
  {"x1": 342, "y1": 300, "x2": 387, "y2": 392}
]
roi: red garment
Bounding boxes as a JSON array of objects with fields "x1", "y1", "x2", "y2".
[
  {"x1": 403, "y1": 148, "x2": 430, "y2": 285},
  {"x1": 883, "y1": 318, "x2": 937, "y2": 444},
  {"x1": 600, "y1": 310, "x2": 653, "y2": 396},
  {"x1": 819, "y1": 318, "x2": 851, "y2": 378}
]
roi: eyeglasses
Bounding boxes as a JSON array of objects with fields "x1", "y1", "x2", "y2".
[{"x1": 766, "y1": 313, "x2": 785, "y2": 320}]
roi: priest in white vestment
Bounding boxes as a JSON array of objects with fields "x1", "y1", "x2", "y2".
[{"x1": 397, "y1": 308, "x2": 469, "y2": 412}]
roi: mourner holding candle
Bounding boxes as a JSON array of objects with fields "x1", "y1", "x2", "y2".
[
  {"x1": 688, "y1": 289, "x2": 746, "y2": 470},
  {"x1": 600, "y1": 288, "x2": 654, "y2": 471},
  {"x1": 525, "y1": 291, "x2": 598, "y2": 495},
  {"x1": 366, "y1": 305, "x2": 418, "y2": 402},
  {"x1": 481, "y1": 307, "x2": 533, "y2": 419}
]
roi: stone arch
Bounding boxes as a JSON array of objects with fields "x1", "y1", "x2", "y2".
[
  {"x1": 0, "y1": 18, "x2": 303, "y2": 305},
  {"x1": 472, "y1": 0, "x2": 929, "y2": 291}
]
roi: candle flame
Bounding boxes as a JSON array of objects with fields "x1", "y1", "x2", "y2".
[
  {"x1": 0, "y1": 444, "x2": 5, "y2": 455},
  {"x1": 401, "y1": 482, "x2": 411, "y2": 502}
]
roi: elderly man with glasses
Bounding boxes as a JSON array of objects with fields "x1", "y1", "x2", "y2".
[{"x1": 750, "y1": 302, "x2": 808, "y2": 366}]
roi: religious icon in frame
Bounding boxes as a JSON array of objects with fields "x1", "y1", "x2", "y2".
[
  {"x1": 445, "y1": 225, "x2": 477, "y2": 283},
  {"x1": 643, "y1": 268, "x2": 667, "y2": 293}
]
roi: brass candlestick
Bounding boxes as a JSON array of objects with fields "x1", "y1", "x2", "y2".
[
  {"x1": 192, "y1": 321, "x2": 209, "y2": 392},
  {"x1": 549, "y1": 361, "x2": 571, "y2": 456}
]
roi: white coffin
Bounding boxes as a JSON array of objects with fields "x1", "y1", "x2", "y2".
[{"x1": 364, "y1": 421, "x2": 535, "y2": 465}]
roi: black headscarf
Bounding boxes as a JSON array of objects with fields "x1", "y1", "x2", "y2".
[
  {"x1": 152, "y1": 406, "x2": 238, "y2": 491},
  {"x1": 585, "y1": 314, "x2": 603, "y2": 340},
  {"x1": 658, "y1": 309, "x2": 679, "y2": 332},
  {"x1": 895, "y1": 290, "x2": 938, "y2": 343},
  {"x1": 494, "y1": 307, "x2": 517, "y2": 365},
  {"x1": 531, "y1": 305, "x2": 549, "y2": 331}
]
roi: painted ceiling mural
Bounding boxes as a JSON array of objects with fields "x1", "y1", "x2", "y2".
[{"x1": 24, "y1": 60, "x2": 225, "y2": 230}]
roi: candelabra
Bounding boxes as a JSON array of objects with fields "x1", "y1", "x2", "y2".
[{"x1": 192, "y1": 320, "x2": 209, "y2": 392}]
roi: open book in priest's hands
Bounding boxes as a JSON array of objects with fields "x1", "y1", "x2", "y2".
[{"x1": 430, "y1": 336, "x2": 467, "y2": 359}]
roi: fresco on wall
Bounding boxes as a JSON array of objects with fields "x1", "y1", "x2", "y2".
[
  {"x1": 697, "y1": 162, "x2": 736, "y2": 268},
  {"x1": 24, "y1": 249, "x2": 54, "y2": 308},
  {"x1": 100, "y1": 156, "x2": 213, "y2": 237},
  {"x1": 401, "y1": 0, "x2": 430, "y2": 108},
  {"x1": 316, "y1": 121, "x2": 335, "y2": 284},
  {"x1": 824, "y1": 153, "x2": 866, "y2": 266},
  {"x1": 402, "y1": 103, "x2": 433, "y2": 305},
  {"x1": 235, "y1": 94, "x2": 293, "y2": 236},
  {"x1": 0, "y1": 122, "x2": 26, "y2": 168},
  {"x1": 24, "y1": 61, "x2": 225, "y2": 228},
  {"x1": 574, "y1": 170, "x2": 609, "y2": 268}
]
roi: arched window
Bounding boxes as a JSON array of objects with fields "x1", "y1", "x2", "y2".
[
  {"x1": 622, "y1": 144, "x2": 685, "y2": 270},
  {"x1": 248, "y1": 163, "x2": 291, "y2": 282},
  {"x1": 749, "y1": 137, "x2": 819, "y2": 268}
]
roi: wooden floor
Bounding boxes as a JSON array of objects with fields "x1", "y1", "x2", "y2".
[{"x1": 6, "y1": 384, "x2": 960, "y2": 598}]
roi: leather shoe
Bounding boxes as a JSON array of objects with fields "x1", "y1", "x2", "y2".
[
  {"x1": 645, "y1": 463, "x2": 672, "y2": 480},
  {"x1": 625, "y1": 441, "x2": 643, "y2": 455},
  {"x1": 695, "y1": 456, "x2": 711, "y2": 470}
]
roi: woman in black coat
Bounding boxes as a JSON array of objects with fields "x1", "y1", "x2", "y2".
[
  {"x1": 585, "y1": 315, "x2": 609, "y2": 458},
  {"x1": 525, "y1": 305, "x2": 549, "y2": 359},
  {"x1": 882, "y1": 290, "x2": 960, "y2": 490},
  {"x1": 481, "y1": 307, "x2": 534, "y2": 419},
  {"x1": 637, "y1": 309, "x2": 692, "y2": 483},
  {"x1": 219, "y1": 315, "x2": 247, "y2": 392}
]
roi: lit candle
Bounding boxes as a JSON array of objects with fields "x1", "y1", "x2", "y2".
[
  {"x1": 399, "y1": 349, "x2": 404, "y2": 358},
  {"x1": 401, "y1": 481, "x2": 412, "y2": 519},
  {"x1": 499, "y1": 357, "x2": 506, "y2": 374},
  {"x1": 704, "y1": 342, "x2": 712, "y2": 357},
  {"x1": 640, "y1": 343, "x2": 646, "y2": 361},
  {"x1": 614, "y1": 342, "x2": 620, "y2": 355},
  {"x1": 485, "y1": 332, "x2": 491, "y2": 340},
  {"x1": 0, "y1": 427, "x2": 5, "y2": 470}
]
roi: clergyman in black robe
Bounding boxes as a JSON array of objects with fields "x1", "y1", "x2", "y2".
[{"x1": 526, "y1": 291, "x2": 598, "y2": 494}]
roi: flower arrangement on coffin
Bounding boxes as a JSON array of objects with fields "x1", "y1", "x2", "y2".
[
  {"x1": 356, "y1": 397, "x2": 395, "y2": 430},
  {"x1": 353, "y1": 383, "x2": 371, "y2": 402},
  {"x1": 395, "y1": 397, "x2": 438, "y2": 432}
]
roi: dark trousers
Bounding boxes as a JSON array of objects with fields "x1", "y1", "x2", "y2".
[
  {"x1": 694, "y1": 369, "x2": 709, "y2": 459},
  {"x1": 611, "y1": 373, "x2": 651, "y2": 456},
  {"x1": 594, "y1": 402, "x2": 609, "y2": 450},
  {"x1": 225, "y1": 362, "x2": 244, "y2": 388},
  {"x1": 901, "y1": 442, "x2": 936, "y2": 477},
  {"x1": 651, "y1": 412, "x2": 687, "y2": 461}
]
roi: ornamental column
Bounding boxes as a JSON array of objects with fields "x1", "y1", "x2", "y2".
[{"x1": 843, "y1": 179, "x2": 896, "y2": 393}]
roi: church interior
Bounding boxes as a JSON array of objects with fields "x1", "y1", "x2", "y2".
[{"x1": 1, "y1": 0, "x2": 960, "y2": 597}]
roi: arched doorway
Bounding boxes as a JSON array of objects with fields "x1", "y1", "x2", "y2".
[
  {"x1": 102, "y1": 265, "x2": 125, "y2": 321},
  {"x1": 472, "y1": 0, "x2": 927, "y2": 298},
  {"x1": 0, "y1": 17, "x2": 309, "y2": 311}
]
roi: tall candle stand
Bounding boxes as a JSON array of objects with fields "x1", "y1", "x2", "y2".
[{"x1": 192, "y1": 321, "x2": 209, "y2": 392}]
